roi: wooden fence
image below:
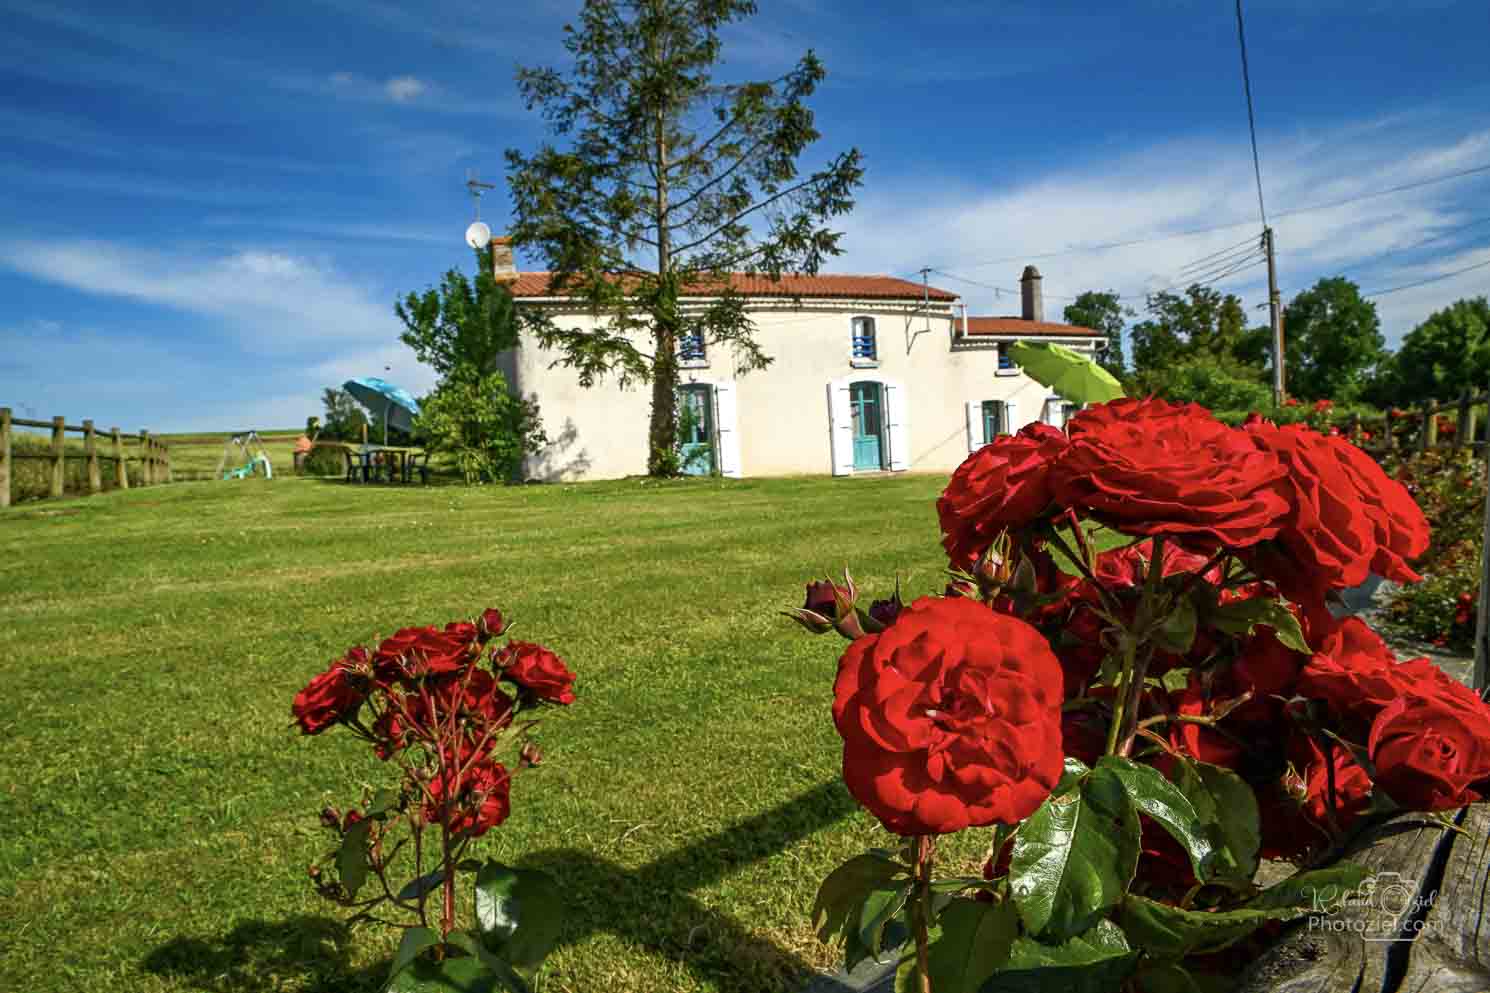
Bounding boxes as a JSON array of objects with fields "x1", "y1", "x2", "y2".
[
  {"x1": 0, "y1": 407, "x2": 171, "y2": 508},
  {"x1": 1342, "y1": 389, "x2": 1490, "y2": 456}
]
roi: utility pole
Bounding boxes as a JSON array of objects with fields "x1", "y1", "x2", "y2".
[{"x1": 1264, "y1": 226, "x2": 1285, "y2": 405}]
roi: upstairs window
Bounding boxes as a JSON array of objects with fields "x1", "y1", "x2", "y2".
[
  {"x1": 851, "y1": 316, "x2": 877, "y2": 361},
  {"x1": 996, "y1": 342, "x2": 1017, "y2": 373},
  {"x1": 679, "y1": 332, "x2": 707, "y2": 363}
]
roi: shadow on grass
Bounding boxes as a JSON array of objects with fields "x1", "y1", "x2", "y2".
[
  {"x1": 140, "y1": 914, "x2": 383, "y2": 993},
  {"x1": 141, "y1": 780, "x2": 860, "y2": 992}
]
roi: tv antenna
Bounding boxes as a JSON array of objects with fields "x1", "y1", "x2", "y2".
[{"x1": 465, "y1": 169, "x2": 495, "y2": 249}]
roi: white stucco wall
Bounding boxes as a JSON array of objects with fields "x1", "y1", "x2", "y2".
[{"x1": 506, "y1": 298, "x2": 1099, "y2": 481}]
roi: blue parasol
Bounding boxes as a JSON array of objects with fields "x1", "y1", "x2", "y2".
[{"x1": 343, "y1": 377, "x2": 421, "y2": 444}]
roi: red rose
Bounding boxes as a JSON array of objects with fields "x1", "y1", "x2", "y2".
[
  {"x1": 424, "y1": 758, "x2": 512, "y2": 837},
  {"x1": 374, "y1": 625, "x2": 477, "y2": 682},
  {"x1": 1312, "y1": 399, "x2": 1333, "y2": 412},
  {"x1": 1093, "y1": 539, "x2": 1223, "y2": 589},
  {"x1": 1294, "y1": 737, "x2": 1372, "y2": 830},
  {"x1": 292, "y1": 664, "x2": 365, "y2": 735},
  {"x1": 1369, "y1": 694, "x2": 1490, "y2": 811},
  {"x1": 478, "y1": 608, "x2": 507, "y2": 639},
  {"x1": 496, "y1": 641, "x2": 577, "y2": 705},
  {"x1": 1297, "y1": 617, "x2": 1451, "y2": 724},
  {"x1": 937, "y1": 423, "x2": 1069, "y2": 569},
  {"x1": 1168, "y1": 673, "x2": 1246, "y2": 768},
  {"x1": 831, "y1": 596, "x2": 1064, "y2": 835},
  {"x1": 1242, "y1": 421, "x2": 1376, "y2": 596},
  {"x1": 1324, "y1": 438, "x2": 1429, "y2": 583},
  {"x1": 420, "y1": 669, "x2": 515, "y2": 727},
  {"x1": 1053, "y1": 398, "x2": 1289, "y2": 551}
]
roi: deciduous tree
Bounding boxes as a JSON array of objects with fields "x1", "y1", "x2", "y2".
[
  {"x1": 1281, "y1": 277, "x2": 1384, "y2": 402},
  {"x1": 1063, "y1": 290, "x2": 1130, "y2": 375}
]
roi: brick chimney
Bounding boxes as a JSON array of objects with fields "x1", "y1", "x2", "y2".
[
  {"x1": 1020, "y1": 265, "x2": 1043, "y2": 322},
  {"x1": 490, "y1": 235, "x2": 518, "y2": 285}
]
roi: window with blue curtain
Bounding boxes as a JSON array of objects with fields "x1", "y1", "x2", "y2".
[
  {"x1": 851, "y1": 316, "x2": 877, "y2": 360},
  {"x1": 981, "y1": 401, "x2": 1004, "y2": 443},
  {"x1": 997, "y1": 342, "x2": 1015, "y2": 371},
  {"x1": 679, "y1": 332, "x2": 706, "y2": 362}
]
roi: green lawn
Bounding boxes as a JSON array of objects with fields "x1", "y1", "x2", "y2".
[{"x1": 0, "y1": 472, "x2": 989, "y2": 993}]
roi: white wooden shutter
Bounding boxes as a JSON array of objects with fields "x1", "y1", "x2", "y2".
[
  {"x1": 712, "y1": 382, "x2": 742, "y2": 478},
  {"x1": 1002, "y1": 399, "x2": 1019, "y2": 435},
  {"x1": 966, "y1": 401, "x2": 982, "y2": 452},
  {"x1": 884, "y1": 380, "x2": 909, "y2": 471},
  {"x1": 827, "y1": 380, "x2": 853, "y2": 476}
]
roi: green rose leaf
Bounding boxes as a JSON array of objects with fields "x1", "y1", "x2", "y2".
[
  {"x1": 1119, "y1": 894, "x2": 1293, "y2": 958},
  {"x1": 990, "y1": 919, "x2": 1141, "y2": 992},
  {"x1": 1171, "y1": 759, "x2": 1261, "y2": 881},
  {"x1": 336, "y1": 818, "x2": 373, "y2": 900},
  {"x1": 1132, "y1": 961, "x2": 1204, "y2": 993},
  {"x1": 1206, "y1": 597, "x2": 1310, "y2": 653},
  {"x1": 1155, "y1": 594, "x2": 1198, "y2": 655},
  {"x1": 1008, "y1": 761, "x2": 1138, "y2": 941},
  {"x1": 1161, "y1": 667, "x2": 1192, "y2": 695},
  {"x1": 472, "y1": 862, "x2": 565, "y2": 972},
  {"x1": 447, "y1": 931, "x2": 533, "y2": 993},
  {"x1": 1247, "y1": 862, "x2": 1370, "y2": 913},
  {"x1": 368, "y1": 788, "x2": 402, "y2": 817},
  {"x1": 398, "y1": 870, "x2": 447, "y2": 902},
  {"x1": 384, "y1": 950, "x2": 505, "y2": 993},
  {"x1": 856, "y1": 880, "x2": 913, "y2": 967},
  {"x1": 1095, "y1": 756, "x2": 1215, "y2": 881},
  {"x1": 385, "y1": 926, "x2": 440, "y2": 986},
  {"x1": 894, "y1": 897, "x2": 1017, "y2": 993},
  {"x1": 811, "y1": 851, "x2": 907, "y2": 950}
]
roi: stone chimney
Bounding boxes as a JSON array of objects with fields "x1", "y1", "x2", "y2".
[
  {"x1": 490, "y1": 235, "x2": 518, "y2": 285},
  {"x1": 1020, "y1": 265, "x2": 1043, "y2": 322}
]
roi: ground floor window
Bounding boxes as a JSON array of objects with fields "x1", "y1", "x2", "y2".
[
  {"x1": 981, "y1": 400, "x2": 1004, "y2": 443},
  {"x1": 849, "y1": 380, "x2": 885, "y2": 471}
]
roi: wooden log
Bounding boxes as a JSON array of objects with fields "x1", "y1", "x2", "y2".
[
  {"x1": 50, "y1": 415, "x2": 65, "y2": 498},
  {"x1": 1423, "y1": 402, "x2": 1438, "y2": 453},
  {"x1": 1457, "y1": 392, "x2": 1472, "y2": 452},
  {"x1": 1397, "y1": 804, "x2": 1490, "y2": 991},
  {"x1": 84, "y1": 420, "x2": 101, "y2": 494},
  {"x1": 164, "y1": 440, "x2": 172, "y2": 483},
  {"x1": 1236, "y1": 812, "x2": 1462, "y2": 993},
  {"x1": 140, "y1": 430, "x2": 151, "y2": 486},
  {"x1": 0, "y1": 407, "x2": 10, "y2": 509},
  {"x1": 112, "y1": 427, "x2": 128, "y2": 490}
]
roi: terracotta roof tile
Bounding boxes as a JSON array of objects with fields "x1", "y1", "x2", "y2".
[
  {"x1": 959, "y1": 316, "x2": 1102, "y2": 337},
  {"x1": 507, "y1": 271, "x2": 958, "y2": 302}
]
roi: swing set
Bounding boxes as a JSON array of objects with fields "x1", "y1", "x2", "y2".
[{"x1": 215, "y1": 431, "x2": 274, "y2": 480}]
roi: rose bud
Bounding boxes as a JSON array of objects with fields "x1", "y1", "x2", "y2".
[
  {"x1": 342, "y1": 810, "x2": 364, "y2": 832},
  {"x1": 519, "y1": 742, "x2": 543, "y2": 768},
  {"x1": 784, "y1": 578, "x2": 851, "y2": 635},
  {"x1": 868, "y1": 597, "x2": 902, "y2": 629},
  {"x1": 478, "y1": 608, "x2": 507, "y2": 640},
  {"x1": 320, "y1": 807, "x2": 341, "y2": 830}
]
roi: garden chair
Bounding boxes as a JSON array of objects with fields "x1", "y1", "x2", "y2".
[{"x1": 403, "y1": 451, "x2": 431, "y2": 485}]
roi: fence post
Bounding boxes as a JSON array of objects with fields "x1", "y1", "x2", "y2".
[
  {"x1": 112, "y1": 428, "x2": 128, "y2": 489},
  {"x1": 1348, "y1": 412, "x2": 1361, "y2": 445},
  {"x1": 164, "y1": 439, "x2": 172, "y2": 483},
  {"x1": 50, "y1": 416, "x2": 65, "y2": 498},
  {"x1": 1384, "y1": 413, "x2": 1397, "y2": 451},
  {"x1": 1456, "y1": 392, "x2": 1472, "y2": 452},
  {"x1": 140, "y1": 430, "x2": 152, "y2": 485},
  {"x1": 84, "y1": 420, "x2": 101, "y2": 494},
  {"x1": 1421, "y1": 402, "x2": 1437, "y2": 453},
  {"x1": 0, "y1": 407, "x2": 10, "y2": 508}
]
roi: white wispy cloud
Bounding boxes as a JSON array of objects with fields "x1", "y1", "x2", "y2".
[{"x1": 834, "y1": 117, "x2": 1490, "y2": 344}]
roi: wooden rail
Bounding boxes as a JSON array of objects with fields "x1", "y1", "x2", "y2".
[
  {"x1": 1344, "y1": 390, "x2": 1490, "y2": 457},
  {"x1": 0, "y1": 407, "x2": 171, "y2": 508}
]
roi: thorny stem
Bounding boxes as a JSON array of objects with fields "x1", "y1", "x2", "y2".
[{"x1": 913, "y1": 836, "x2": 935, "y2": 993}]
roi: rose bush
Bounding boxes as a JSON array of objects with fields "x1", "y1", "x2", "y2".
[
  {"x1": 292, "y1": 606, "x2": 576, "y2": 992},
  {"x1": 792, "y1": 397, "x2": 1490, "y2": 993}
]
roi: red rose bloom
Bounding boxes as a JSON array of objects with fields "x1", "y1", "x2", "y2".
[
  {"x1": 1325, "y1": 437, "x2": 1429, "y2": 583},
  {"x1": 1297, "y1": 617, "x2": 1450, "y2": 724},
  {"x1": 424, "y1": 758, "x2": 512, "y2": 837},
  {"x1": 373, "y1": 625, "x2": 477, "y2": 683},
  {"x1": 496, "y1": 641, "x2": 577, "y2": 705},
  {"x1": 937, "y1": 424, "x2": 1069, "y2": 569},
  {"x1": 1053, "y1": 398, "x2": 1289, "y2": 551},
  {"x1": 1242, "y1": 421, "x2": 1376, "y2": 596},
  {"x1": 1168, "y1": 673, "x2": 1246, "y2": 768},
  {"x1": 1369, "y1": 694, "x2": 1490, "y2": 812},
  {"x1": 292, "y1": 664, "x2": 365, "y2": 735},
  {"x1": 831, "y1": 596, "x2": 1064, "y2": 835}
]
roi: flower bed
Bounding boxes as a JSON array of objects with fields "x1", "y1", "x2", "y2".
[{"x1": 790, "y1": 399, "x2": 1490, "y2": 992}]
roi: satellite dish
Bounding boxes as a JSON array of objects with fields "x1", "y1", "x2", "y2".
[{"x1": 465, "y1": 221, "x2": 492, "y2": 250}]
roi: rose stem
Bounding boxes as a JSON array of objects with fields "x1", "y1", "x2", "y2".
[
  {"x1": 914, "y1": 835, "x2": 935, "y2": 993},
  {"x1": 1107, "y1": 537, "x2": 1167, "y2": 757}
]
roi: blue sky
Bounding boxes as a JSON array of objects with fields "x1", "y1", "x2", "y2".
[{"x1": 3, "y1": 0, "x2": 1489, "y2": 431}]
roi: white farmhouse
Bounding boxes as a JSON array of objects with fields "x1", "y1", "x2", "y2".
[{"x1": 499, "y1": 258, "x2": 1103, "y2": 481}]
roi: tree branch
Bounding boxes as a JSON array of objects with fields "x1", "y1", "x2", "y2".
[{"x1": 669, "y1": 174, "x2": 821, "y2": 257}]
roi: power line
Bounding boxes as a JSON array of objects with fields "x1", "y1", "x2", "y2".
[
  {"x1": 1177, "y1": 247, "x2": 1266, "y2": 285},
  {"x1": 1235, "y1": 0, "x2": 1268, "y2": 226},
  {"x1": 1174, "y1": 235, "x2": 1262, "y2": 275},
  {"x1": 928, "y1": 159, "x2": 1490, "y2": 272},
  {"x1": 1335, "y1": 214, "x2": 1490, "y2": 277},
  {"x1": 1362, "y1": 256, "x2": 1490, "y2": 298}
]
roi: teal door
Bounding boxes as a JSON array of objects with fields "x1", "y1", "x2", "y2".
[
  {"x1": 678, "y1": 385, "x2": 715, "y2": 475},
  {"x1": 850, "y1": 381, "x2": 884, "y2": 470}
]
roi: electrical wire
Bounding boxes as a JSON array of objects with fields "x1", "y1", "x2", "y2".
[
  {"x1": 1175, "y1": 248, "x2": 1266, "y2": 285},
  {"x1": 1235, "y1": 0, "x2": 1268, "y2": 227},
  {"x1": 1362, "y1": 256, "x2": 1490, "y2": 298},
  {"x1": 1173, "y1": 235, "x2": 1263, "y2": 275}
]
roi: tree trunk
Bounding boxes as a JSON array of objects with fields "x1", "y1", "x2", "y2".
[{"x1": 648, "y1": 319, "x2": 680, "y2": 476}]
